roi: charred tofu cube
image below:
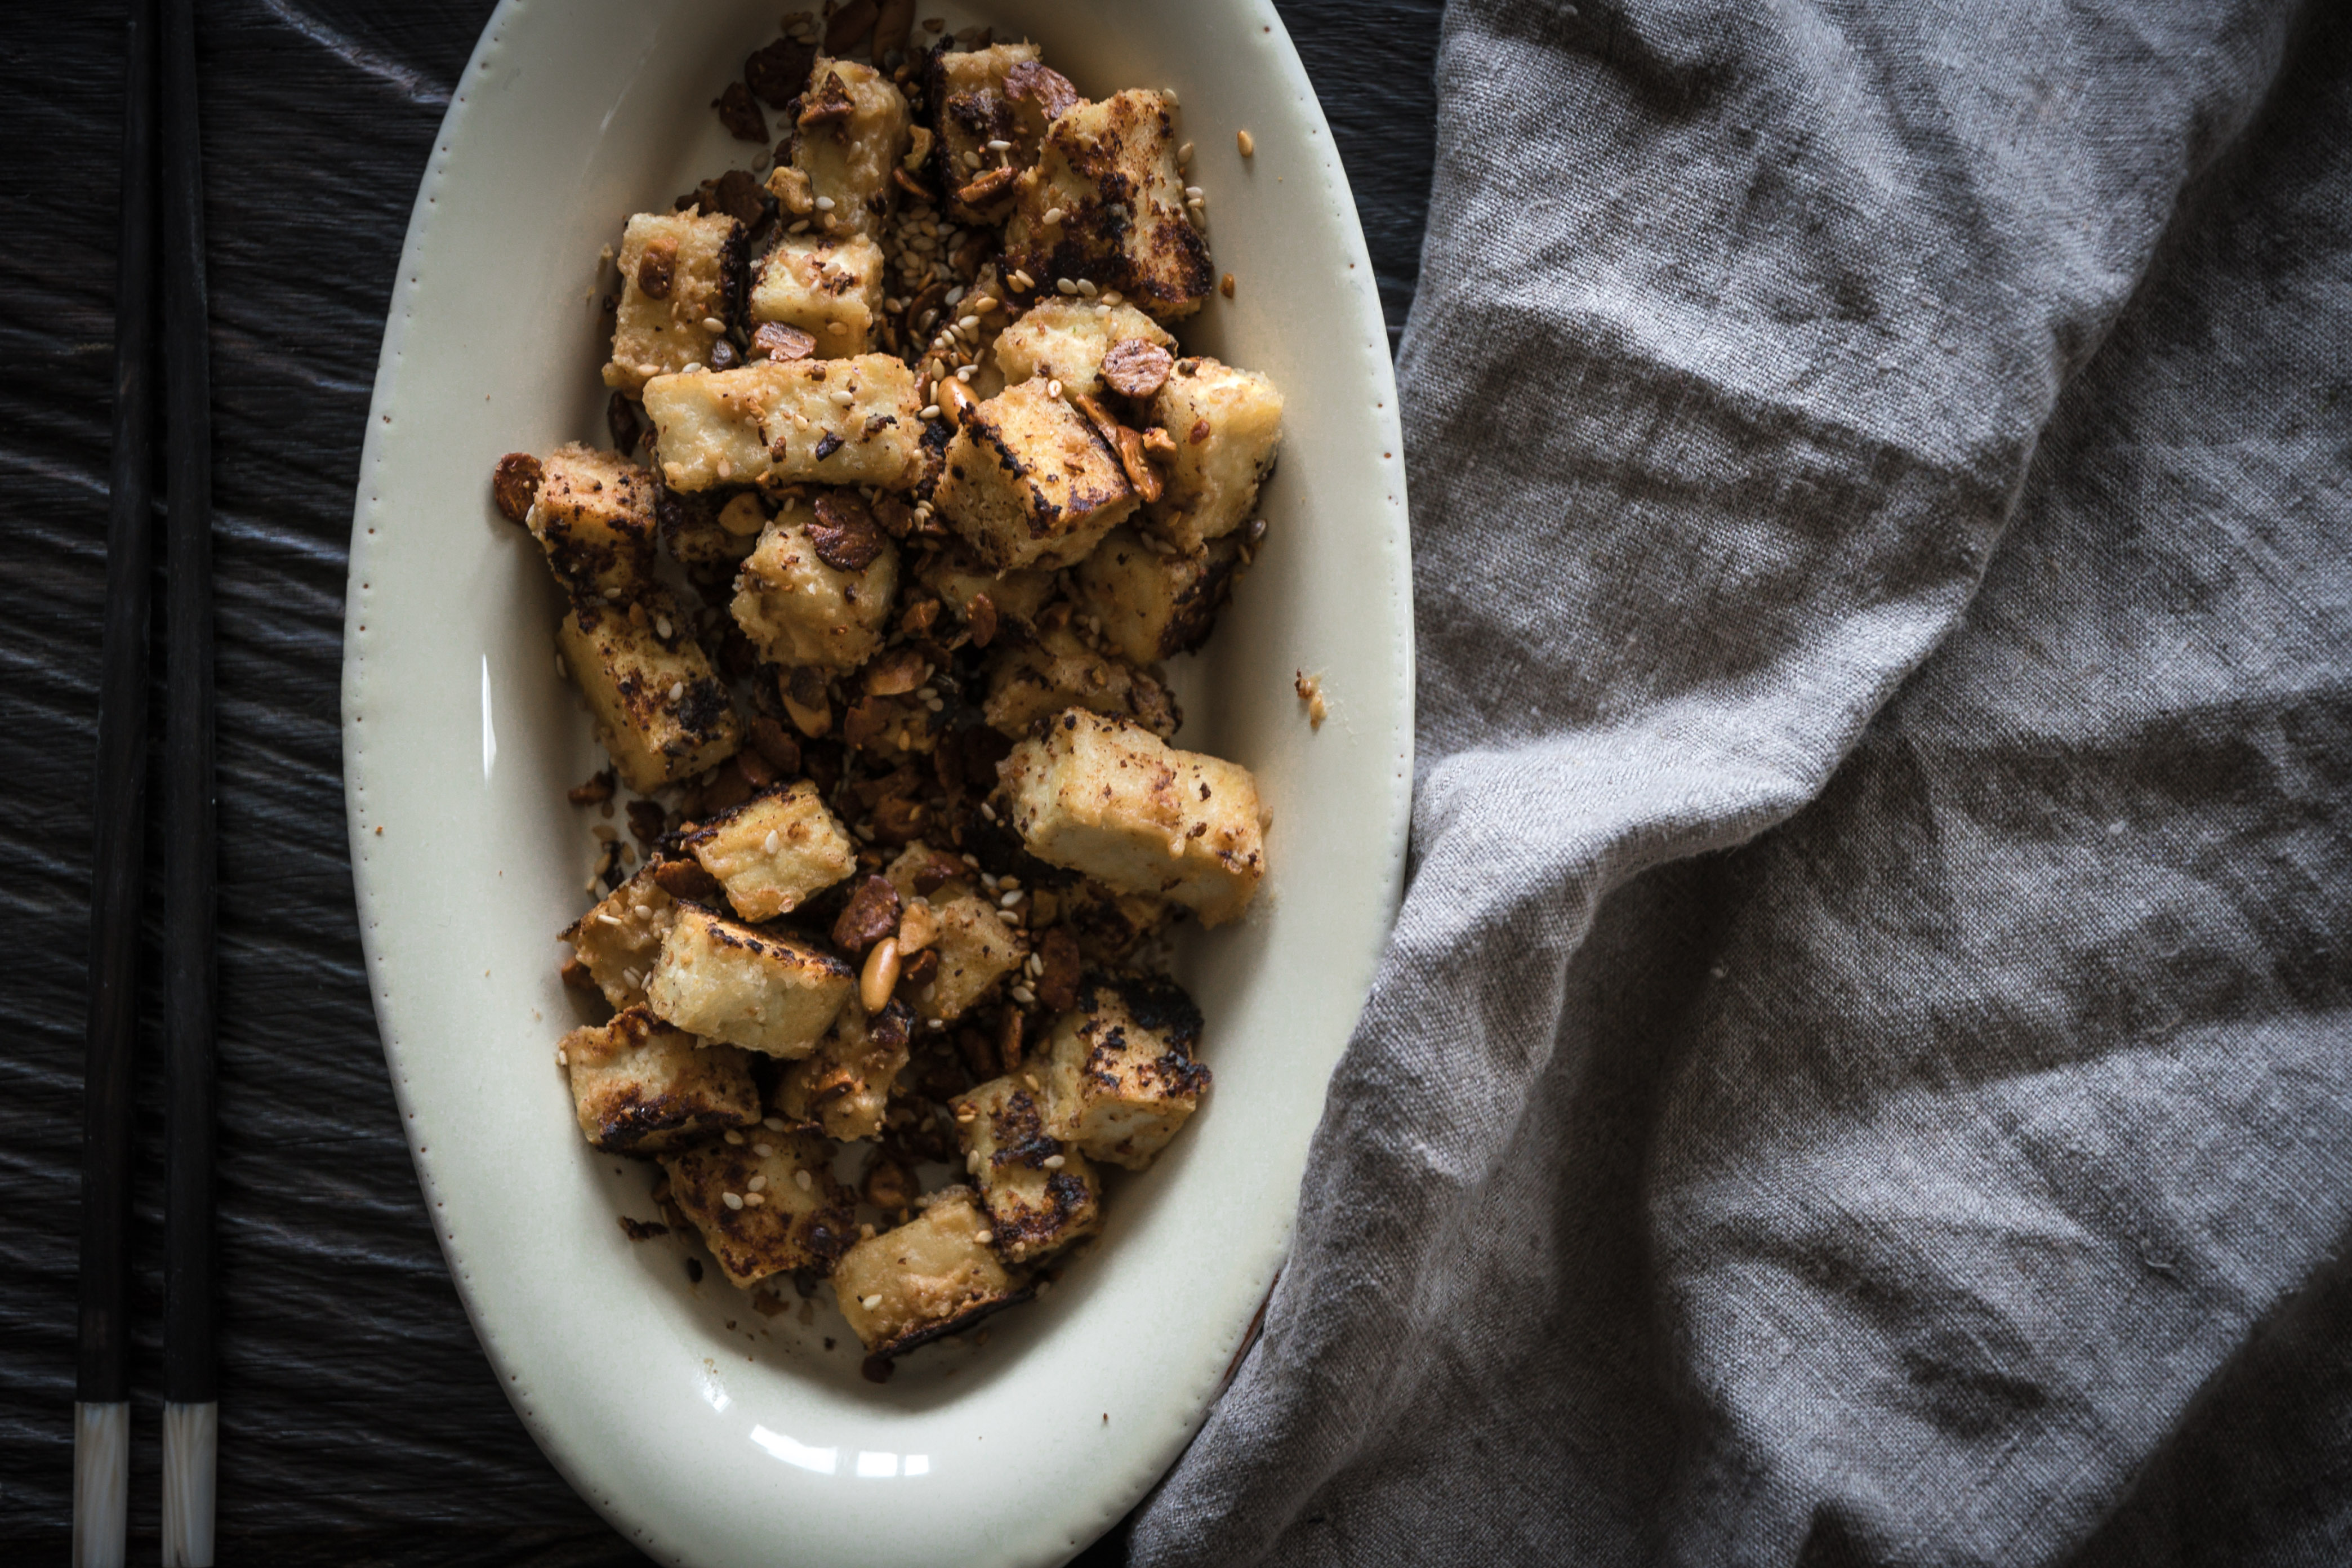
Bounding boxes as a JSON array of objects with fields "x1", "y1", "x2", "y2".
[
  {"x1": 658, "y1": 487, "x2": 764, "y2": 580},
  {"x1": 1072, "y1": 527, "x2": 1245, "y2": 667},
  {"x1": 562, "y1": 1004, "x2": 760, "y2": 1154},
  {"x1": 750, "y1": 233, "x2": 886, "y2": 357},
  {"x1": 604, "y1": 210, "x2": 744, "y2": 393},
  {"x1": 998, "y1": 710, "x2": 1268, "y2": 926},
  {"x1": 773, "y1": 999, "x2": 913, "y2": 1141},
  {"x1": 1146, "y1": 357, "x2": 1284, "y2": 550},
  {"x1": 681, "y1": 781, "x2": 855, "y2": 922},
  {"x1": 562, "y1": 866, "x2": 677, "y2": 1009},
  {"x1": 927, "y1": 43, "x2": 1053, "y2": 222},
  {"x1": 984, "y1": 625, "x2": 1178, "y2": 738},
  {"x1": 644, "y1": 902, "x2": 855, "y2": 1057},
  {"x1": 729, "y1": 496, "x2": 899, "y2": 671},
  {"x1": 991, "y1": 300, "x2": 1175, "y2": 402},
  {"x1": 1004, "y1": 91, "x2": 1211, "y2": 322},
  {"x1": 834, "y1": 1187, "x2": 1026, "y2": 1356},
  {"x1": 952, "y1": 1076, "x2": 1099, "y2": 1263},
  {"x1": 790, "y1": 58, "x2": 911, "y2": 239},
  {"x1": 1041, "y1": 976, "x2": 1209, "y2": 1169},
  {"x1": 916, "y1": 549, "x2": 1057, "y2": 636},
  {"x1": 558, "y1": 589, "x2": 742, "y2": 793},
  {"x1": 525, "y1": 443, "x2": 658, "y2": 598},
  {"x1": 662, "y1": 1127, "x2": 857, "y2": 1288},
  {"x1": 910, "y1": 893, "x2": 1023, "y2": 1023},
  {"x1": 643, "y1": 355, "x2": 923, "y2": 493},
  {"x1": 882, "y1": 841, "x2": 970, "y2": 903},
  {"x1": 934, "y1": 379, "x2": 1137, "y2": 571}
]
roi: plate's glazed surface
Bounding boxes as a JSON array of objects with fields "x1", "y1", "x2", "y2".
[{"x1": 341, "y1": 3, "x2": 1410, "y2": 1562}]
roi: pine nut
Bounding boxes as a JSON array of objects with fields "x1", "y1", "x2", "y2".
[{"x1": 861, "y1": 937, "x2": 902, "y2": 1013}]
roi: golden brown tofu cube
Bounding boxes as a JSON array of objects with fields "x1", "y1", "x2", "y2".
[
  {"x1": 682, "y1": 781, "x2": 855, "y2": 922},
  {"x1": 927, "y1": 42, "x2": 1047, "y2": 223},
  {"x1": 644, "y1": 903, "x2": 855, "y2": 1058},
  {"x1": 662, "y1": 1127, "x2": 857, "y2": 1289},
  {"x1": 916, "y1": 549, "x2": 1057, "y2": 636},
  {"x1": 984, "y1": 625, "x2": 1178, "y2": 739},
  {"x1": 1003, "y1": 91, "x2": 1211, "y2": 322},
  {"x1": 642, "y1": 355, "x2": 924, "y2": 494},
  {"x1": 749, "y1": 233, "x2": 886, "y2": 357},
  {"x1": 1146, "y1": 357, "x2": 1285, "y2": 551},
  {"x1": 558, "y1": 589, "x2": 742, "y2": 794},
  {"x1": 1040, "y1": 977, "x2": 1209, "y2": 1169},
  {"x1": 562, "y1": 866, "x2": 677, "y2": 1009},
  {"x1": 934, "y1": 380, "x2": 1137, "y2": 571},
  {"x1": 998, "y1": 710, "x2": 1268, "y2": 926},
  {"x1": 562, "y1": 1004, "x2": 760, "y2": 1155},
  {"x1": 729, "y1": 497, "x2": 899, "y2": 672},
  {"x1": 952, "y1": 1076, "x2": 1099, "y2": 1264},
  {"x1": 773, "y1": 999, "x2": 912, "y2": 1142},
  {"x1": 603, "y1": 210, "x2": 743, "y2": 393},
  {"x1": 1072, "y1": 527, "x2": 1246, "y2": 667},
  {"x1": 991, "y1": 300, "x2": 1175, "y2": 401},
  {"x1": 525, "y1": 443, "x2": 658, "y2": 598},
  {"x1": 834, "y1": 1187, "x2": 1026, "y2": 1356},
  {"x1": 881, "y1": 841, "x2": 970, "y2": 903},
  {"x1": 908, "y1": 893, "x2": 1023, "y2": 1023},
  {"x1": 790, "y1": 58, "x2": 911, "y2": 239}
]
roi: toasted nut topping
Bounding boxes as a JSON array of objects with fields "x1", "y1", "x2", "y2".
[
  {"x1": 636, "y1": 235, "x2": 679, "y2": 300},
  {"x1": 799, "y1": 68, "x2": 855, "y2": 126},
  {"x1": 567, "y1": 768, "x2": 615, "y2": 805},
  {"x1": 1220, "y1": 273, "x2": 1236, "y2": 300},
  {"x1": 809, "y1": 492, "x2": 887, "y2": 572},
  {"x1": 491, "y1": 452, "x2": 542, "y2": 523},
  {"x1": 863, "y1": 647, "x2": 927, "y2": 697},
  {"x1": 833, "y1": 875, "x2": 903, "y2": 954},
  {"x1": 956, "y1": 166, "x2": 1017, "y2": 208},
  {"x1": 716, "y1": 81, "x2": 767, "y2": 142},
  {"x1": 1006, "y1": 59, "x2": 1081, "y2": 119},
  {"x1": 1237, "y1": 129, "x2": 1255, "y2": 156},
  {"x1": 936, "y1": 375, "x2": 978, "y2": 429},
  {"x1": 1100, "y1": 338, "x2": 1175, "y2": 400},
  {"x1": 859, "y1": 938, "x2": 902, "y2": 1014},
  {"x1": 752, "y1": 321, "x2": 817, "y2": 362},
  {"x1": 823, "y1": 0, "x2": 877, "y2": 53}
]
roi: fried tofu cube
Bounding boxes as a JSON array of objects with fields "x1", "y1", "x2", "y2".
[
  {"x1": 525, "y1": 443, "x2": 658, "y2": 597},
  {"x1": 790, "y1": 58, "x2": 911, "y2": 239},
  {"x1": 1072, "y1": 527, "x2": 1245, "y2": 666},
  {"x1": 952, "y1": 1076, "x2": 1099, "y2": 1263},
  {"x1": 916, "y1": 549, "x2": 1057, "y2": 636},
  {"x1": 603, "y1": 210, "x2": 744, "y2": 393},
  {"x1": 562, "y1": 1004, "x2": 760, "y2": 1154},
  {"x1": 750, "y1": 233, "x2": 886, "y2": 357},
  {"x1": 998, "y1": 710, "x2": 1268, "y2": 926},
  {"x1": 1004, "y1": 91, "x2": 1211, "y2": 322},
  {"x1": 1041, "y1": 977, "x2": 1209, "y2": 1169},
  {"x1": 991, "y1": 300, "x2": 1176, "y2": 402},
  {"x1": 910, "y1": 893, "x2": 1023, "y2": 1023},
  {"x1": 644, "y1": 903, "x2": 855, "y2": 1058},
  {"x1": 562, "y1": 866, "x2": 677, "y2": 1009},
  {"x1": 934, "y1": 379, "x2": 1137, "y2": 571},
  {"x1": 882, "y1": 841, "x2": 970, "y2": 902},
  {"x1": 729, "y1": 497, "x2": 899, "y2": 671},
  {"x1": 834, "y1": 1187, "x2": 1026, "y2": 1356},
  {"x1": 681, "y1": 781, "x2": 855, "y2": 922},
  {"x1": 658, "y1": 487, "x2": 764, "y2": 580},
  {"x1": 928, "y1": 43, "x2": 1049, "y2": 222},
  {"x1": 984, "y1": 625, "x2": 1178, "y2": 738},
  {"x1": 662, "y1": 1127, "x2": 857, "y2": 1288},
  {"x1": 643, "y1": 355, "x2": 924, "y2": 493},
  {"x1": 558, "y1": 589, "x2": 742, "y2": 793},
  {"x1": 773, "y1": 999, "x2": 912, "y2": 1141},
  {"x1": 1147, "y1": 358, "x2": 1284, "y2": 551}
]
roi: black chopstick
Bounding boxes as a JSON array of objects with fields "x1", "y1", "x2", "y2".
[
  {"x1": 73, "y1": 1, "x2": 159, "y2": 1564},
  {"x1": 158, "y1": 0, "x2": 217, "y2": 1561}
]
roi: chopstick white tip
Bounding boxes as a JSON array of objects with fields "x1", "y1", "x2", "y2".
[
  {"x1": 162, "y1": 1400, "x2": 217, "y2": 1567},
  {"x1": 73, "y1": 1401, "x2": 129, "y2": 1568}
]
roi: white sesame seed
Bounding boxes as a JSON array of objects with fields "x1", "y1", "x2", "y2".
[
  {"x1": 956, "y1": 364, "x2": 975, "y2": 381},
  {"x1": 861, "y1": 1294, "x2": 884, "y2": 1309},
  {"x1": 831, "y1": 388, "x2": 856, "y2": 406},
  {"x1": 666, "y1": 681, "x2": 683, "y2": 701},
  {"x1": 723, "y1": 1129, "x2": 745, "y2": 1145},
  {"x1": 928, "y1": 1017, "x2": 946, "y2": 1030},
  {"x1": 1043, "y1": 206, "x2": 1066, "y2": 226},
  {"x1": 795, "y1": 1168, "x2": 814, "y2": 1191},
  {"x1": 654, "y1": 616, "x2": 672, "y2": 638},
  {"x1": 999, "y1": 875, "x2": 1020, "y2": 890},
  {"x1": 965, "y1": 1151, "x2": 982, "y2": 1173},
  {"x1": 744, "y1": 1191, "x2": 767, "y2": 1207},
  {"x1": 985, "y1": 138, "x2": 1012, "y2": 152},
  {"x1": 1076, "y1": 279, "x2": 1098, "y2": 298},
  {"x1": 979, "y1": 801, "x2": 997, "y2": 822},
  {"x1": 596, "y1": 911, "x2": 621, "y2": 926},
  {"x1": 1184, "y1": 186, "x2": 1204, "y2": 201},
  {"x1": 701, "y1": 316, "x2": 725, "y2": 332},
  {"x1": 1055, "y1": 277, "x2": 1078, "y2": 295},
  {"x1": 1000, "y1": 890, "x2": 1023, "y2": 908},
  {"x1": 1012, "y1": 985, "x2": 1036, "y2": 1005},
  {"x1": 556, "y1": 1048, "x2": 568, "y2": 1066},
  {"x1": 632, "y1": 903, "x2": 654, "y2": 920},
  {"x1": 555, "y1": 653, "x2": 568, "y2": 679},
  {"x1": 763, "y1": 1115, "x2": 786, "y2": 1132},
  {"x1": 814, "y1": 195, "x2": 836, "y2": 211},
  {"x1": 764, "y1": 830, "x2": 781, "y2": 855},
  {"x1": 1042, "y1": 1153, "x2": 1065, "y2": 1169},
  {"x1": 721, "y1": 1191, "x2": 744, "y2": 1210},
  {"x1": 920, "y1": 404, "x2": 941, "y2": 420},
  {"x1": 958, "y1": 315, "x2": 979, "y2": 332},
  {"x1": 974, "y1": 1230, "x2": 993, "y2": 1244},
  {"x1": 747, "y1": 1174, "x2": 768, "y2": 1192}
]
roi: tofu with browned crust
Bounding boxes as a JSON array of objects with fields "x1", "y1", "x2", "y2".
[
  {"x1": 1041, "y1": 976, "x2": 1209, "y2": 1169},
  {"x1": 1146, "y1": 357, "x2": 1284, "y2": 551},
  {"x1": 991, "y1": 300, "x2": 1176, "y2": 401},
  {"x1": 1072, "y1": 528, "x2": 1246, "y2": 667},
  {"x1": 681, "y1": 781, "x2": 855, "y2": 922},
  {"x1": 662, "y1": 1126, "x2": 857, "y2": 1288},
  {"x1": 524, "y1": 443, "x2": 658, "y2": 598},
  {"x1": 1003, "y1": 91, "x2": 1211, "y2": 322},
  {"x1": 788, "y1": 57, "x2": 911, "y2": 239},
  {"x1": 773, "y1": 999, "x2": 912, "y2": 1141},
  {"x1": 983, "y1": 624, "x2": 1178, "y2": 739},
  {"x1": 643, "y1": 355, "x2": 923, "y2": 493},
  {"x1": 562, "y1": 866, "x2": 676, "y2": 1009},
  {"x1": 563, "y1": 1005, "x2": 760, "y2": 1154},
  {"x1": 730, "y1": 497, "x2": 899, "y2": 672},
  {"x1": 998, "y1": 710, "x2": 1268, "y2": 926},
  {"x1": 933, "y1": 379, "x2": 1137, "y2": 571},
  {"x1": 644, "y1": 903, "x2": 854, "y2": 1057},
  {"x1": 951, "y1": 1076, "x2": 1100, "y2": 1264},
  {"x1": 604, "y1": 209, "x2": 744, "y2": 393},
  {"x1": 750, "y1": 233, "x2": 886, "y2": 357},
  {"x1": 834, "y1": 1186, "x2": 1027, "y2": 1356},
  {"x1": 558, "y1": 588, "x2": 741, "y2": 793}
]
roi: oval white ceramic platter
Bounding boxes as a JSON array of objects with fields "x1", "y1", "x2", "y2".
[{"x1": 342, "y1": 2, "x2": 1410, "y2": 1562}]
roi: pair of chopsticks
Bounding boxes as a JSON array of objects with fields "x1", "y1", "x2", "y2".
[{"x1": 74, "y1": 0, "x2": 217, "y2": 1564}]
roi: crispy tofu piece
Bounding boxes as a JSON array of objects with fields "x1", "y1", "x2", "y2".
[
  {"x1": 603, "y1": 210, "x2": 744, "y2": 393},
  {"x1": 998, "y1": 710, "x2": 1268, "y2": 926},
  {"x1": 658, "y1": 487, "x2": 764, "y2": 579},
  {"x1": 643, "y1": 355, "x2": 924, "y2": 494},
  {"x1": 1041, "y1": 976, "x2": 1209, "y2": 1169},
  {"x1": 682, "y1": 781, "x2": 855, "y2": 921},
  {"x1": 773, "y1": 999, "x2": 912, "y2": 1141},
  {"x1": 562, "y1": 866, "x2": 677, "y2": 1009},
  {"x1": 882, "y1": 841, "x2": 970, "y2": 903},
  {"x1": 558, "y1": 589, "x2": 742, "y2": 793},
  {"x1": 1004, "y1": 91, "x2": 1211, "y2": 322},
  {"x1": 952, "y1": 1076, "x2": 1099, "y2": 1263},
  {"x1": 750, "y1": 233, "x2": 886, "y2": 357},
  {"x1": 729, "y1": 497, "x2": 899, "y2": 671},
  {"x1": 934, "y1": 379, "x2": 1137, "y2": 571},
  {"x1": 927, "y1": 42, "x2": 1045, "y2": 222},
  {"x1": 916, "y1": 549, "x2": 1057, "y2": 635},
  {"x1": 790, "y1": 58, "x2": 911, "y2": 239},
  {"x1": 991, "y1": 300, "x2": 1176, "y2": 401},
  {"x1": 644, "y1": 902, "x2": 856, "y2": 1057},
  {"x1": 1057, "y1": 878, "x2": 1175, "y2": 968},
  {"x1": 562, "y1": 1004, "x2": 760, "y2": 1154},
  {"x1": 1072, "y1": 528, "x2": 1245, "y2": 666},
  {"x1": 525, "y1": 443, "x2": 658, "y2": 597},
  {"x1": 984, "y1": 625, "x2": 1178, "y2": 738},
  {"x1": 834, "y1": 1187, "x2": 1026, "y2": 1356},
  {"x1": 912, "y1": 893, "x2": 1023, "y2": 1023},
  {"x1": 1146, "y1": 358, "x2": 1285, "y2": 550},
  {"x1": 662, "y1": 1127, "x2": 857, "y2": 1288}
]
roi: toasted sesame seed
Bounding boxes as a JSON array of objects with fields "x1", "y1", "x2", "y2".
[
  {"x1": 764, "y1": 829, "x2": 781, "y2": 855},
  {"x1": 1043, "y1": 206, "x2": 1066, "y2": 226},
  {"x1": 763, "y1": 1115, "x2": 787, "y2": 1131},
  {"x1": 701, "y1": 316, "x2": 725, "y2": 333},
  {"x1": 1076, "y1": 279, "x2": 1098, "y2": 298},
  {"x1": 928, "y1": 1017, "x2": 946, "y2": 1030},
  {"x1": 752, "y1": 1143, "x2": 775, "y2": 1159},
  {"x1": 999, "y1": 890, "x2": 1023, "y2": 909},
  {"x1": 827, "y1": 320, "x2": 850, "y2": 336},
  {"x1": 920, "y1": 404, "x2": 941, "y2": 420},
  {"x1": 985, "y1": 138, "x2": 1012, "y2": 152},
  {"x1": 743, "y1": 1191, "x2": 766, "y2": 1207},
  {"x1": 1042, "y1": 1153, "x2": 1065, "y2": 1170},
  {"x1": 1012, "y1": 985, "x2": 1036, "y2": 1005},
  {"x1": 861, "y1": 1294, "x2": 884, "y2": 1309},
  {"x1": 956, "y1": 365, "x2": 975, "y2": 381},
  {"x1": 632, "y1": 902, "x2": 654, "y2": 920},
  {"x1": 789, "y1": 219, "x2": 810, "y2": 234},
  {"x1": 747, "y1": 1174, "x2": 768, "y2": 1192},
  {"x1": 1025, "y1": 1074, "x2": 1041, "y2": 1092},
  {"x1": 1179, "y1": 140, "x2": 1195, "y2": 165},
  {"x1": 814, "y1": 195, "x2": 836, "y2": 211},
  {"x1": 795, "y1": 1169, "x2": 813, "y2": 1191},
  {"x1": 721, "y1": 1191, "x2": 745, "y2": 1210},
  {"x1": 1055, "y1": 277, "x2": 1078, "y2": 295},
  {"x1": 724, "y1": 1129, "x2": 745, "y2": 1145},
  {"x1": 979, "y1": 801, "x2": 998, "y2": 822},
  {"x1": 957, "y1": 314, "x2": 979, "y2": 332},
  {"x1": 830, "y1": 388, "x2": 856, "y2": 406},
  {"x1": 955, "y1": 1107, "x2": 977, "y2": 1122},
  {"x1": 654, "y1": 616, "x2": 673, "y2": 638},
  {"x1": 596, "y1": 911, "x2": 622, "y2": 926},
  {"x1": 965, "y1": 1151, "x2": 982, "y2": 1173},
  {"x1": 974, "y1": 1230, "x2": 994, "y2": 1244},
  {"x1": 555, "y1": 1048, "x2": 568, "y2": 1065},
  {"x1": 1184, "y1": 185, "x2": 1205, "y2": 201}
]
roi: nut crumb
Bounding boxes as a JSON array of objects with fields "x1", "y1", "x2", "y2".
[
  {"x1": 1294, "y1": 671, "x2": 1328, "y2": 729},
  {"x1": 1220, "y1": 273, "x2": 1236, "y2": 300},
  {"x1": 1237, "y1": 129, "x2": 1254, "y2": 157}
]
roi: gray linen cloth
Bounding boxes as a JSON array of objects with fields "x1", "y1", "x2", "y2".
[{"x1": 1132, "y1": 0, "x2": 2352, "y2": 1562}]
